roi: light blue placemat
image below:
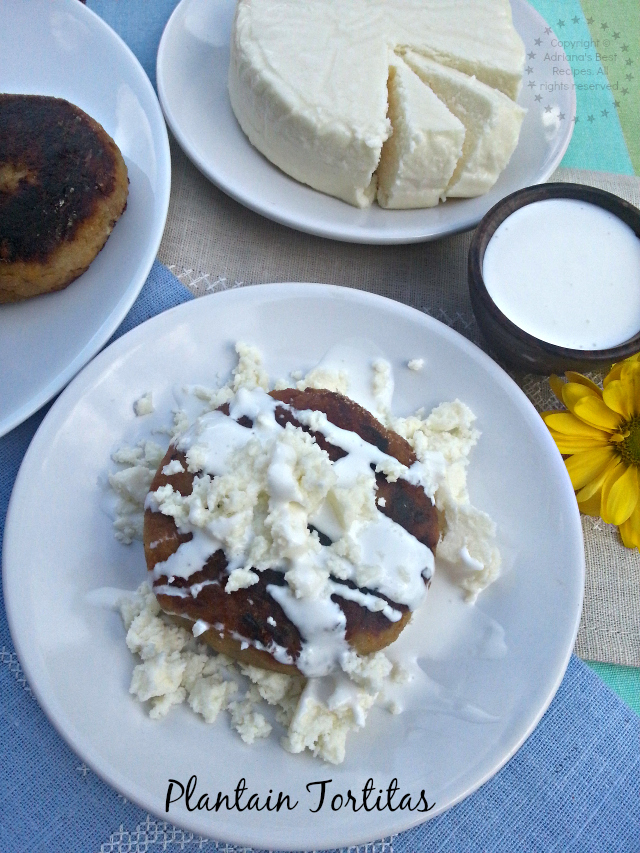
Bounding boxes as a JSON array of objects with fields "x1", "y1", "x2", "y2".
[
  {"x1": 1, "y1": 261, "x2": 639, "y2": 851},
  {"x1": 88, "y1": 0, "x2": 180, "y2": 90}
]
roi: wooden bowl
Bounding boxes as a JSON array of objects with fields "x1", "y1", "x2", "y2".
[{"x1": 468, "y1": 183, "x2": 640, "y2": 374}]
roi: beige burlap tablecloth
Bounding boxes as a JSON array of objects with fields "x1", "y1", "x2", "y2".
[{"x1": 158, "y1": 137, "x2": 640, "y2": 667}]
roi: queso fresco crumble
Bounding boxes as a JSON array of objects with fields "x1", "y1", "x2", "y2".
[{"x1": 109, "y1": 343, "x2": 500, "y2": 764}]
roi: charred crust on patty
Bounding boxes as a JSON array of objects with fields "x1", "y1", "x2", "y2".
[
  {"x1": 0, "y1": 94, "x2": 128, "y2": 302},
  {"x1": 143, "y1": 389, "x2": 438, "y2": 673}
]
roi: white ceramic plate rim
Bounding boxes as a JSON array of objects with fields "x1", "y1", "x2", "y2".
[
  {"x1": 4, "y1": 284, "x2": 584, "y2": 849},
  {"x1": 0, "y1": 0, "x2": 171, "y2": 437},
  {"x1": 156, "y1": 0, "x2": 575, "y2": 244}
]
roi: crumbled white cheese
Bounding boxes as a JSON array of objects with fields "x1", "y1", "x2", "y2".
[
  {"x1": 390, "y1": 399, "x2": 479, "y2": 466},
  {"x1": 283, "y1": 685, "x2": 376, "y2": 765},
  {"x1": 407, "y1": 358, "x2": 424, "y2": 371},
  {"x1": 148, "y1": 422, "x2": 337, "y2": 586},
  {"x1": 390, "y1": 661, "x2": 412, "y2": 685},
  {"x1": 134, "y1": 392, "x2": 154, "y2": 416},
  {"x1": 241, "y1": 664, "x2": 303, "y2": 706},
  {"x1": 372, "y1": 357, "x2": 393, "y2": 417},
  {"x1": 189, "y1": 676, "x2": 238, "y2": 724},
  {"x1": 228, "y1": 687, "x2": 272, "y2": 743},
  {"x1": 171, "y1": 409, "x2": 190, "y2": 439},
  {"x1": 388, "y1": 399, "x2": 500, "y2": 596},
  {"x1": 130, "y1": 651, "x2": 186, "y2": 703},
  {"x1": 113, "y1": 344, "x2": 502, "y2": 762},
  {"x1": 340, "y1": 649, "x2": 393, "y2": 693},
  {"x1": 162, "y1": 459, "x2": 185, "y2": 476},
  {"x1": 119, "y1": 583, "x2": 391, "y2": 762},
  {"x1": 296, "y1": 367, "x2": 350, "y2": 395},
  {"x1": 110, "y1": 441, "x2": 166, "y2": 543},
  {"x1": 112, "y1": 441, "x2": 165, "y2": 468},
  {"x1": 190, "y1": 384, "x2": 234, "y2": 411},
  {"x1": 119, "y1": 580, "x2": 159, "y2": 630},
  {"x1": 126, "y1": 608, "x2": 190, "y2": 660},
  {"x1": 232, "y1": 342, "x2": 269, "y2": 392},
  {"x1": 437, "y1": 502, "x2": 501, "y2": 599},
  {"x1": 226, "y1": 567, "x2": 260, "y2": 593},
  {"x1": 149, "y1": 688, "x2": 187, "y2": 719}
]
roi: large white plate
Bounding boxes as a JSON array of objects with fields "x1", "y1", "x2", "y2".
[
  {"x1": 4, "y1": 284, "x2": 584, "y2": 849},
  {"x1": 0, "y1": 0, "x2": 171, "y2": 437},
  {"x1": 157, "y1": 0, "x2": 574, "y2": 244}
]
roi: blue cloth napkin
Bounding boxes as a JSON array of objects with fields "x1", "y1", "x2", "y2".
[
  {"x1": 1, "y1": 261, "x2": 639, "y2": 852},
  {"x1": 88, "y1": 0, "x2": 181, "y2": 90}
]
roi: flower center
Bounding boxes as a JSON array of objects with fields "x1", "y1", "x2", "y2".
[{"x1": 618, "y1": 417, "x2": 640, "y2": 466}]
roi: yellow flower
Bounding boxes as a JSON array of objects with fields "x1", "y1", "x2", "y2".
[{"x1": 541, "y1": 353, "x2": 640, "y2": 550}]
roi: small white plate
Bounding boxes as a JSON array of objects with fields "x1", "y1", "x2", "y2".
[
  {"x1": 157, "y1": 0, "x2": 574, "y2": 244},
  {"x1": 0, "y1": 0, "x2": 171, "y2": 437},
  {"x1": 4, "y1": 284, "x2": 584, "y2": 850}
]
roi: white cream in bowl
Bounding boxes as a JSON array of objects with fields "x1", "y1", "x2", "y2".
[{"x1": 482, "y1": 198, "x2": 640, "y2": 350}]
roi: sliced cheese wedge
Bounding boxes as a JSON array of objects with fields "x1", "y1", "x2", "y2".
[
  {"x1": 402, "y1": 50, "x2": 526, "y2": 198},
  {"x1": 377, "y1": 59, "x2": 465, "y2": 209},
  {"x1": 390, "y1": 0, "x2": 525, "y2": 100}
]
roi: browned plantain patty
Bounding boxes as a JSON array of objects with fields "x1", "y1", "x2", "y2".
[
  {"x1": 0, "y1": 94, "x2": 128, "y2": 302},
  {"x1": 143, "y1": 389, "x2": 439, "y2": 674}
]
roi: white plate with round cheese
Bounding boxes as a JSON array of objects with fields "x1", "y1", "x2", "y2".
[
  {"x1": 0, "y1": 0, "x2": 171, "y2": 438},
  {"x1": 4, "y1": 284, "x2": 584, "y2": 849},
  {"x1": 157, "y1": 0, "x2": 574, "y2": 244}
]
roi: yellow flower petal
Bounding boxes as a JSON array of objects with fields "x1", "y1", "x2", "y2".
[
  {"x1": 619, "y1": 501, "x2": 640, "y2": 550},
  {"x1": 564, "y1": 372, "x2": 602, "y2": 396},
  {"x1": 604, "y1": 363, "x2": 623, "y2": 386},
  {"x1": 602, "y1": 379, "x2": 632, "y2": 419},
  {"x1": 576, "y1": 456, "x2": 620, "y2": 502},
  {"x1": 578, "y1": 490, "x2": 602, "y2": 517},
  {"x1": 542, "y1": 412, "x2": 608, "y2": 438},
  {"x1": 549, "y1": 374, "x2": 566, "y2": 404},
  {"x1": 561, "y1": 381, "x2": 621, "y2": 429},
  {"x1": 620, "y1": 361, "x2": 640, "y2": 418},
  {"x1": 572, "y1": 395, "x2": 623, "y2": 431},
  {"x1": 565, "y1": 447, "x2": 615, "y2": 490},
  {"x1": 603, "y1": 361, "x2": 640, "y2": 420},
  {"x1": 601, "y1": 463, "x2": 639, "y2": 526},
  {"x1": 561, "y1": 381, "x2": 601, "y2": 410},
  {"x1": 604, "y1": 353, "x2": 640, "y2": 387},
  {"x1": 548, "y1": 434, "x2": 611, "y2": 454},
  {"x1": 599, "y1": 462, "x2": 625, "y2": 523}
]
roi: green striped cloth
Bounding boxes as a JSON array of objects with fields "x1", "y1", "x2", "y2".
[
  {"x1": 531, "y1": 0, "x2": 639, "y2": 174},
  {"x1": 586, "y1": 662, "x2": 640, "y2": 714}
]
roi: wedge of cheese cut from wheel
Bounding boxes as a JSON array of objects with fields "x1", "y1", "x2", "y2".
[
  {"x1": 402, "y1": 51, "x2": 527, "y2": 198},
  {"x1": 377, "y1": 59, "x2": 465, "y2": 209},
  {"x1": 228, "y1": 0, "x2": 525, "y2": 208},
  {"x1": 388, "y1": 0, "x2": 525, "y2": 101}
]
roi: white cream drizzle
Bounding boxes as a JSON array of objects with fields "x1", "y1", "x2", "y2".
[
  {"x1": 145, "y1": 387, "x2": 437, "y2": 677},
  {"x1": 192, "y1": 618, "x2": 210, "y2": 637}
]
